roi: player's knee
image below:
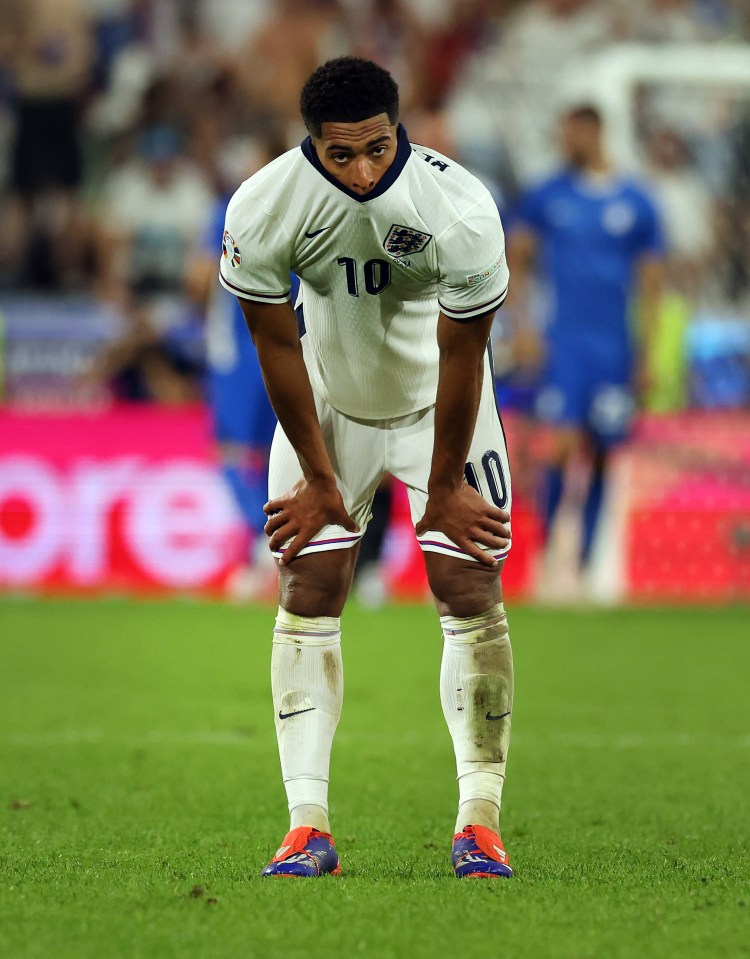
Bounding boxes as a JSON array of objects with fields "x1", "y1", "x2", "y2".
[
  {"x1": 425, "y1": 553, "x2": 503, "y2": 618},
  {"x1": 278, "y1": 549, "x2": 358, "y2": 617}
]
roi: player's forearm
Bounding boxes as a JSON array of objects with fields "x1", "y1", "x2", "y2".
[
  {"x1": 256, "y1": 339, "x2": 335, "y2": 482},
  {"x1": 428, "y1": 313, "x2": 494, "y2": 493},
  {"x1": 429, "y1": 360, "x2": 483, "y2": 493},
  {"x1": 240, "y1": 299, "x2": 336, "y2": 483},
  {"x1": 504, "y1": 231, "x2": 535, "y2": 331}
]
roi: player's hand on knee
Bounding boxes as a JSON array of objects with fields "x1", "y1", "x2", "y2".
[
  {"x1": 264, "y1": 477, "x2": 358, "y2": 565},
  {"x1": 416, "y1": 484, "x2": 510, "y2": 568}
]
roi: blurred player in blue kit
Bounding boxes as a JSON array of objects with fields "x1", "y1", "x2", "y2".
[
  {"x1": 189, "y1": 188, "x2": 290, "y2": 598},
  {"x1": 507, "y1": 105, "x2": 665, "y2": 584},
  {"x1": 220, "y1": 58, "x2": 515, "y2": 879}
]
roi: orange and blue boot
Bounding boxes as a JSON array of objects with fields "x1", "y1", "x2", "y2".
[
  {"x1": 261, "y1": 826, "x2": 341, "y2": 878},
  {"x1": 451, "y1": 824, "x2": 513, "y2": 878}
]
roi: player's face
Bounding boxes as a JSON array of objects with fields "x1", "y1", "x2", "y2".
[
  {"x1": 560, "y1": 115, "x2": 602, "y2": 168},
  {"x1": 313, "y1": 114, "x2": 398, "y2": 195}
]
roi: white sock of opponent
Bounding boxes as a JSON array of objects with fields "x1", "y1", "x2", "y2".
[
  {"x1": 271, "y1": 607, "x2": 343, "y2": 834},
  {"x1": 439, "y1": 603, "x2": 514, "y2": 834}
]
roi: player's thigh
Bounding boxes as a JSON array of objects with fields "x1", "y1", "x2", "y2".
[
  {"x1": 544, "y1": 422, "x2": 584, "y2": 465},
  {"x1": 279, "y1": 544, "x2": 360, "y2": 617},
  {"x1": 268, "y1": 394, "x2": 385, "y2": 558},
  {"x1": 389, "y1": 355, "x2": 512, "y2": 564},
  {"x1": 534, "y1": 372, "x2": 589, "y2": 465},
  {"x1": 425, "y1": 553, "x2": 504, "y2": 618}
]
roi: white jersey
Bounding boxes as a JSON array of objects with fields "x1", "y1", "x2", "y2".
[{"x1": 219, "y1": 127, "x2": 509, "y2": 420}]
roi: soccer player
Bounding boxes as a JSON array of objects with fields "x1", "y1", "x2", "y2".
[
  {"x1": 220, "y1": 57, "x2": 514, "y2": 879},
  {"x1": 507, "y1": 105, "x2": 665, "y2": 586}
]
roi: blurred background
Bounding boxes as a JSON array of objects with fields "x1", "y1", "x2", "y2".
[{"x1": 0, "y1": 0, "x2": 748, "y2": 606}]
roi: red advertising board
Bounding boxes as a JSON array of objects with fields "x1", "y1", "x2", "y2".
[
  {"x1": 1, "y1": 406, "x2": 748, "y2": 602},
  {"x1": 0, "y1": 406, "x2": 243, "y2": 594},
  {"x1": 625, "y1": 412, "x2": 750, "y2": 602}
]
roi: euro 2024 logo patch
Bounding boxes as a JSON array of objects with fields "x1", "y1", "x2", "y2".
[
  {"x1": 222, "y1": 230, "x2": 242, "y2": 268},
  {"x1": 383, "y1": 223, "x2": 433, "y2": 259}
]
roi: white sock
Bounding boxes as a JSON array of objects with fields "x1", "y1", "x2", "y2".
[
  {"x1": 271, "y1": 607, "x2": 343, "y2": 834},
  {"x1": 439, "y1": 603, "x2": 513, "y2": 834}
]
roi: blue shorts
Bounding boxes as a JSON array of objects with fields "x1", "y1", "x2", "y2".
[
  {"x1": 207, "y1": 346, "x2": 276, "y2": 447},
  {"x1": 535, "y1": 354, "x2": 635, "y2": 445}
]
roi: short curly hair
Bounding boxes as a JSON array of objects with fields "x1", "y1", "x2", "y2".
[{"x1": 300, "y1": 57, "x2": 399, "y2": 137}]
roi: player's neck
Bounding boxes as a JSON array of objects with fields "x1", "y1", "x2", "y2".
[
  {"x1": 582, "y1": 152, "x2": 611, "y2": 177},
  {"x1": 575, "y1": 154, "x2": 616, "y2": 191}
]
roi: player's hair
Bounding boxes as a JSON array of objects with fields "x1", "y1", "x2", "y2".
[
  {"x1": 565, "y1": 104, "x2": 603, "y2": 126},
  {"x1": 300, "y1": 57, "x2": 399, "y2": 137}
]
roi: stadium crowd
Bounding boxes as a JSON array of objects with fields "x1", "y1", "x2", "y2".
[
  {"x1": 0, "y1": 0, "x2": 748, "y2": 409},
  {"x1": 0, "y1": 1, "x2": 747, "y2": 291}
]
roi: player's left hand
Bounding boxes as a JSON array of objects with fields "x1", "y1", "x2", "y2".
[{"x1": 416, "y1": 483, "x2": 510, "y2": 568}]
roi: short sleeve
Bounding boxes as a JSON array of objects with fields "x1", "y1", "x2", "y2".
[
  {"x1": 437, "y1": 197, "x2": 510, "y2": 322},
  {"x1": 218, "y1": 188, "x2": 292, "y2": 304}
]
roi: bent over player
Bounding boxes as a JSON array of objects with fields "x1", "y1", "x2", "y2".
[{"x1": 220, "y1": 57, "x2": 514, "y2": 879}]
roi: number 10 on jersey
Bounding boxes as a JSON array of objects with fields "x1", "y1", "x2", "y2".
[{"x1": 337, "y1": 257, "x2": 392, "y2": 297}]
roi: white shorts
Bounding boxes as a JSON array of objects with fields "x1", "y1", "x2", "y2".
[{"x1": 268, "y1": 352, "x2": 512, "y2": 562}]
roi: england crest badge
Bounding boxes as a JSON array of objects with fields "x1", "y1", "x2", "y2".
[{"x1": 383, "y1": 223, "x2": 432, "y2": 259}]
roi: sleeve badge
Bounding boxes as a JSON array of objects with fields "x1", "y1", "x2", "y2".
[{"x1": 222, "y1": 230, "x2": 242, "y2": 268}]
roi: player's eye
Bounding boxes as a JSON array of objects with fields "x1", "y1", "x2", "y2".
[
  {"x1": 331, "y1": 153, "x2": 349, "y2": 163},
  {"x1": 371, "y1": 145, "x2": 387, "y2": 157}
]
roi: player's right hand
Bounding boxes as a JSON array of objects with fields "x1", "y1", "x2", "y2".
[
  {"x1": 416, "y1": 483, "x2": 511, "y2": 568},
  {"x1": 263, "y1": 477, "x2": 358, "y2": 565}
]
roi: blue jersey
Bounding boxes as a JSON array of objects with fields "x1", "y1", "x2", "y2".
[
  {"x1": 202, "y1": 196, "x2": 277, "y2": 446},
  {"x1": 515, "y1": 169, "x2": 664, "y2": 374}
]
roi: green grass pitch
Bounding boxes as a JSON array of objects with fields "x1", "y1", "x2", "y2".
[{"x1": 1, "y1": 597, "x2": 748, "y2": 959}]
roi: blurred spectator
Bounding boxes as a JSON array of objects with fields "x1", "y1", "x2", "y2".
[
  {"x1": 231, "y1": 0, "x2": 350, "y2": 141},
  {"x1": 88, "y1": 305, "x2": 203, "y2": 404},
  {"x1": 352, "y1": 0, "x2": 426, "y2": 114},
  {"x1": 197, "y1": 0, "x2": 272, "y2": 53},
  {"x1": 717, "y1": 111, "x2": 750, "y2": 302},
  {"x1": 447, "y1": 0, "x2": 613, "y2": 183},
  {"x1": 506, "y1": 105, "x2": 666, "y2": 593},
  {"x1": 618, "y1": 0, "x2": 736, "y2": 43},
  {"x1": 87, "y1": 0, "x2": 138, "y2": 92},
  {"x1": 418, "y1": 0, "x2": 504, "y2": 110},
  {"x1": 94, "y1": 124, "x2": 214, "y2": 306},
  {"x1": 86, "y1": 24, "x2": 155, "y2": 139},
  {"x1": 0, "y1": 0, "x2": 93, "y2": 289},
  {"x1": 640, "y1": 127, "x2": 716, "y2": 411},
  {"x1": 646, "y1": 127, "x2": 715, "y2": 296}
]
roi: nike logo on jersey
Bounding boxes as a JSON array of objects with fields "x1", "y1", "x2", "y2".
[
  {"x1": 305, "y1": 226, "x2": 331, "y2": 238},
  {"x1": 486, "y1": 710, "x2": 511, "y2": 721},
  {"x1": 278, "y1": 707, "x2": 317, "y2": 720}
]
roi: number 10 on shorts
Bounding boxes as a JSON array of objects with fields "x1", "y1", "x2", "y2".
[{"x1": 464, "y1": 450, "x2": 508, "y2": 509}]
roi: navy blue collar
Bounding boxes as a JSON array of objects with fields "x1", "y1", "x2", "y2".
[{"x1": 301, "y1": 124, "x2": 411, "y2": 203}]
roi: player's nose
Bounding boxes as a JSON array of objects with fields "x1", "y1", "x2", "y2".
[{"x1": 351, "y1": 157, "x2": 375, "y2": 194}]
